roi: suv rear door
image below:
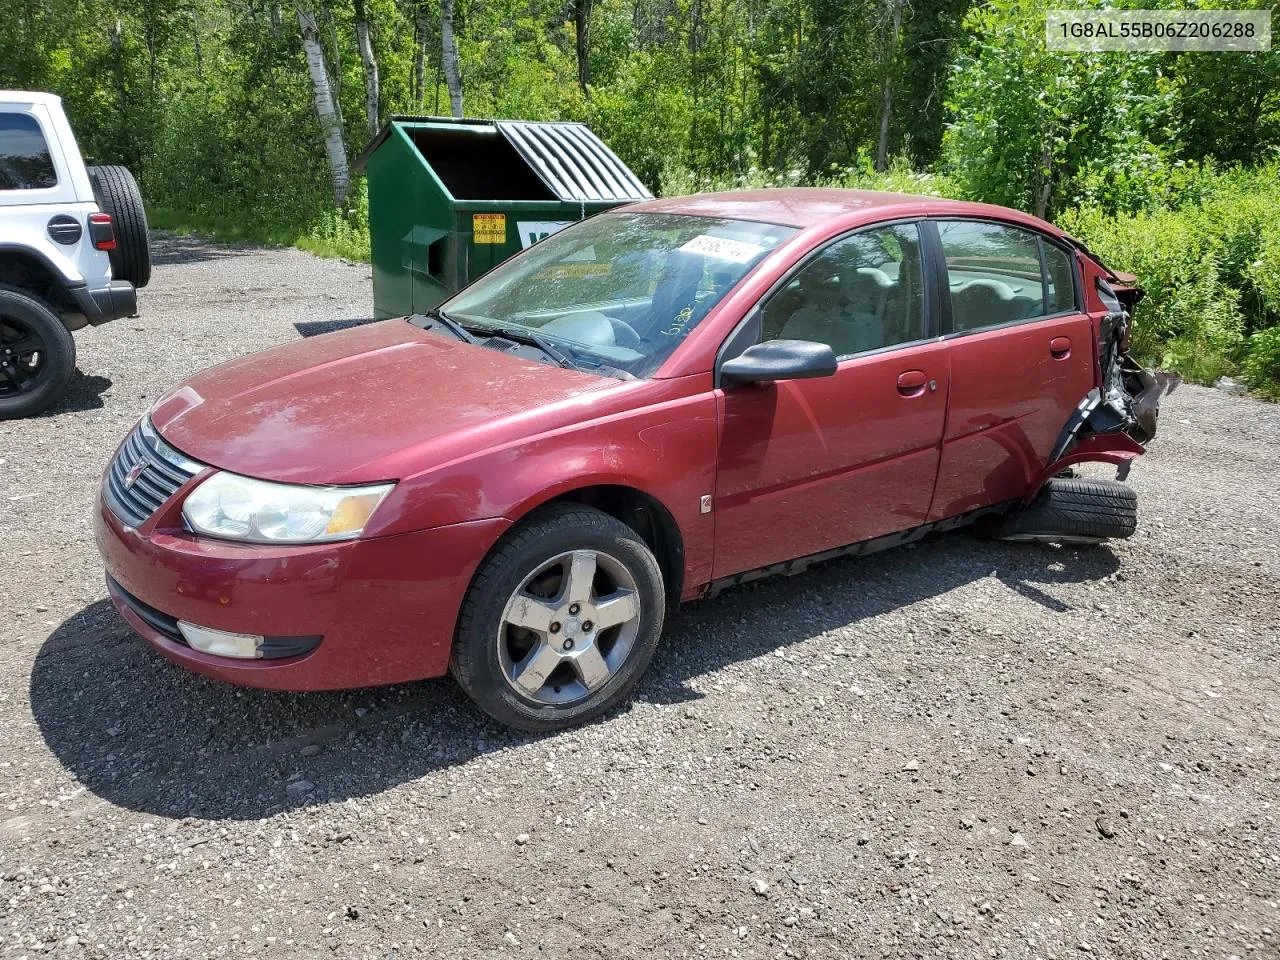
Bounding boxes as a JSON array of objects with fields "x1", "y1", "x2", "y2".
[
  {"x1": 925, "y1": 218, "x2": 1095, "y2": 520},
  {"x1": 712, "y1": 220, "x2": 949, "y2": 578}
]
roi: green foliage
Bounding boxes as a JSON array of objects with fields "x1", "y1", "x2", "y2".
[
  {"x1": 943, "y1": 0, "x2": 1178, "y2": 217},
  {"x1": 1242, "y1": 327, "x2": 1280, "y2": 398},
  {"x1": 1059, "y1": 162, "x2": 1280, "y2": 385},
  {"x1": 298, "y1": 181, "x2": 372, "y2": 261},
  {"x1": 4, "y1": 0, "x2": 1279, "y2": 396},
  {"x1": 588, "y1": 50, "x2": 692, "y2": 193}
]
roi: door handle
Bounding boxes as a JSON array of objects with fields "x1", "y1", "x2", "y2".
[
  {"x1": 897, "y1": 369, "x2": 928, "y2": 396},
  {"x1": 1049, "y1": 336, "x2": 1072, "y2": 359}
]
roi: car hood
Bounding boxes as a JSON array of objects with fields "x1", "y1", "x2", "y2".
[{"x1": 150, "y1": 320, "x2": 614, "y2": 484}]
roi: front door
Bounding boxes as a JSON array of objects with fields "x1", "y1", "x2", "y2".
[{"x1": 712, "y1": 222, "x2": 949, "y2": 579}]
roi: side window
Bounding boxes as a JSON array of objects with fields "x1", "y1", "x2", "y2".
[
  {"x1": 938, "y1": 221, "x2": 1050, "y2": 332},
  {"x1": 761, "y1": 223, "x2": 925, "y2": 358},
  {"x1": 0, "y1": 114, "x2": 57, "y2": 191},
  {"x1": 1042, "y1": 240, "x2": 1077, "y2": 313}
]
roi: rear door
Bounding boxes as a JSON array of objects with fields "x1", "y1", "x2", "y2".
[
  {"x1": 926, "y1": 218, "x2": 1095, "y2": 520},
  {"x1": 712, "y1": 221, "x2": 949, "y2": 578}
]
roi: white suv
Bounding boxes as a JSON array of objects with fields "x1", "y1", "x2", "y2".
[{"x1": 0, "y1": 90, "x2": 150, "y2": 418}]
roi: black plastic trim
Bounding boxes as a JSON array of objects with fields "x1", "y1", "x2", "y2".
[
  {"x1": 713, "y1": 307, "x2": 763, "y2": 389},
  {"x1": 78, "y1": 280, "x2": 137, "y2": 325},
  {"x1": 920, "y1": 219, "x2": 950, "y2": 336},
  {"x1": 0, "y1": 243, "x2": 75, "y2": 284},
  {"x1": 109, "y1": 576, "x2": 183, "y2": 641},
  {"x1": 109, "y1": 576, "x2": 324, "y2": 660},
  {"x1": 705, "y1": 501, "x2": 1012, "y2": 597}
]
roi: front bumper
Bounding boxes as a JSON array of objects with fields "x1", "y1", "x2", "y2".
[{"x1": 95, "y1": 493, "x2": 510, "y2": 691}]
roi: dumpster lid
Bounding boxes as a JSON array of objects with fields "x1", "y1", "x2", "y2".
[
  {"x1": 355, "y1": 116, "x2": 652, "y2": 204},
  {"x1": 494, "y1": 121, "x2": 651, "y2": 204}
]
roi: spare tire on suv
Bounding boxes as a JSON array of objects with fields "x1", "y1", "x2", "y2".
[{"x1": 87, "y1": 164, "x2": 151, "y2": 289}]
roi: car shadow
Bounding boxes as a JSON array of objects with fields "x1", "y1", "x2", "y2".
[
  {"x1": 149, "y1": 232, "x2": 270, "y2": 266},
  {"x1": 30, "y1": 534, "x2": 1118, "y2": 821}
]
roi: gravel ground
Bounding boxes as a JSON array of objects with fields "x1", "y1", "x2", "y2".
[{"x1": 1, "y1": 233, "x2": 1277, "y2": 959}]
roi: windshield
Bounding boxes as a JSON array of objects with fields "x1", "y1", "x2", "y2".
[{"x1": 443, "y1": 212, "x2": 795, "y2": 378}]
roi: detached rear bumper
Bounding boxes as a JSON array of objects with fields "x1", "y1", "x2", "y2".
[{"x1": 1126, "y1": 363, "x2": 1167, "y2": 444}]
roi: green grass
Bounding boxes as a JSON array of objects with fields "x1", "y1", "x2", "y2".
[{"x1": 149, "y1": 207, "x2": 372, "y2": 263}]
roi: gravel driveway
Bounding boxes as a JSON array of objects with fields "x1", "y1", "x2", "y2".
[{"x1": 1, "y1": 234, "x2": 1277, "y2": 959}]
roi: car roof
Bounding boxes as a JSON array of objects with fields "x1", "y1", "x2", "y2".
[
  {"x1": 623, "y1": 187, "x2": 1064, "y2": 237},
  {"x1": 0, "y1": 90, "x2": 63, "y2": 106}
]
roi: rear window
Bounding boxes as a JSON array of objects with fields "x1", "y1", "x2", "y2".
[
  {"x1": 0, "y1": 114, "x2": 57, "y2": 191},
  {"x1": 937, "y1": 220, "x2": 1078, "y2": 331}
]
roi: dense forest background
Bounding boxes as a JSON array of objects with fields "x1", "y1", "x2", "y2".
[{"x1": 3, "y1": 0, "x2": 1279, "y2": 392}]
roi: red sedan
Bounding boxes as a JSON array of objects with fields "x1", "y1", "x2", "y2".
[{"x1": 96, "y1": 189, "x2": 1163, "y2": 731}]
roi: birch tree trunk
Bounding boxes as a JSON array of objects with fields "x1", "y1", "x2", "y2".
[
  {"x1": 875, "y1": 0, "x2": 902, "y2": 172},
  {"x1": 412, "y1": 5, "x2": 427, "y2": 107},
  {"x1": 1034, "y1": 137, "x2": 1053, "y2": 219},
  {"x1": 353, "y1": 0, "x2": 381, "y2": 137},
  {"x1": 297, "y1": 6, "x2": 350, "y2": 207},
  {"x1": 441, "y1": 0, "x2": 463, "y2": 117}
]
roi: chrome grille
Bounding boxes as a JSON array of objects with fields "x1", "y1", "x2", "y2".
[{"x1": 104, "y1": 419, "x2": 203, "y2": 527}]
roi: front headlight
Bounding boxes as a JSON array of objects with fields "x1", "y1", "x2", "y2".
[{"x1": 182, "y1": 472, "x2": 394, "y2": 544}]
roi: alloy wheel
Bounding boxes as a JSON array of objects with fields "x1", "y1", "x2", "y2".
[
  {"x1": 0, "y1": 315, "x2": 46, "y2": 397},
  {"x1": 497, "y1": 549, "x2": 642, "y2": 706}
]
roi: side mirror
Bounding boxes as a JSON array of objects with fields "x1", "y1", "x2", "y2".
[{"x1": 720, "y1": 339, "x2": 838, "y2": 385}]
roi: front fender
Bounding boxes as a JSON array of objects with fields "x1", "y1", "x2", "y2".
[{"x1": 364, "y1": 380, "x2": 720, "y2": 595}]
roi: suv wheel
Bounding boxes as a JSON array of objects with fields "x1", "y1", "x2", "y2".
[
  {"x1": 451, "y1": 504, "x2": 666, "y2": 732},
  {"x1": 0, "y1": 285, "x2": 76, "y2": 420}
]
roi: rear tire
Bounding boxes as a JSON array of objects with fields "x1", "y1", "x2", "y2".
[
  {"x1": 0, "y1": 286, "x2": 76, "y2": 420},
  {"x1": 450, "y1": 504, "x2": 666, "y2": 732},
  {"x1": 88, "y1": 164, "x2": 151, "y2": 289},
  {"x1": 984, "y1": 477, "x2": 1137, "y2": 544}
]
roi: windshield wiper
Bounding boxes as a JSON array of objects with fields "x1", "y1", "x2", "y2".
[
  {"x1": 416, "y1": 308, "x2": 478, "y2": 344},
  {"x1": 470, "y1": 323, "x2": 578, "y2": 370}
]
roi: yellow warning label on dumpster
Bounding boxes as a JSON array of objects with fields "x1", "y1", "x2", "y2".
[{"x1": 472, "y1": 213, "x2": 507, "y2": 244}]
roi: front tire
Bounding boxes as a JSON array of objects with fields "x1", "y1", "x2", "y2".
[
  {"x1": 0, "y1": 285, "x2": 76, "y2": 420},
  {"x1": 451, "y1": 504, "x2": 666, "y2": 732}
]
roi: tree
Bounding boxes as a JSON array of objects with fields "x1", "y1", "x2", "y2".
[
  {"x1": 441, "y1": 0, "x2": 462, "y2": 116},
  {"x1": 942, "y1": 0, "x2": 1173, "y2": 217},
  {"x1": 297, "y1": 3, "x2": 350, "y2": 206},
  {"x1": 571, "y1": 0, "x2": 592, "y2": 94},
  {"x1": 353, "y1": 0, "x2": 381, "y2": 136},
  {"x1": 875, "y1": 0, "x2": 905, "y2": 171}
]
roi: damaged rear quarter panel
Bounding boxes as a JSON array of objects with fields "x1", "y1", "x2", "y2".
[{"x1": 1027, "y1": 253, "x2": 1167, "y2": 500}]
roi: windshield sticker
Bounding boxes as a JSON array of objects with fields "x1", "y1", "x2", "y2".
[
  {"x1": 531, "y1": 263, "x2": 612, "y2": 280},
  {"x1": 679, "y1": 234, "x2": 765, "y2": 263}
]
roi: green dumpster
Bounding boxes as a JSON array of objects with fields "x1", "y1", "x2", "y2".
[{"x1": 354, "y1": 116, "x2": 652, "y2": 319}]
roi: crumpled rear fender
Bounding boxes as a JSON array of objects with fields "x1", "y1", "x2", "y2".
[
  {"x1": 1025, "y1": 272, "x2": 1176, "y2": 504},
  {"x1": 1025, "y1": 432, "x2": 1144, "y2": 504}
]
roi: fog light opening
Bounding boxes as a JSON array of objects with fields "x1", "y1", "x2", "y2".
[{"x1": 177, "y1": 621, "x2": 265, "y2": 659}]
